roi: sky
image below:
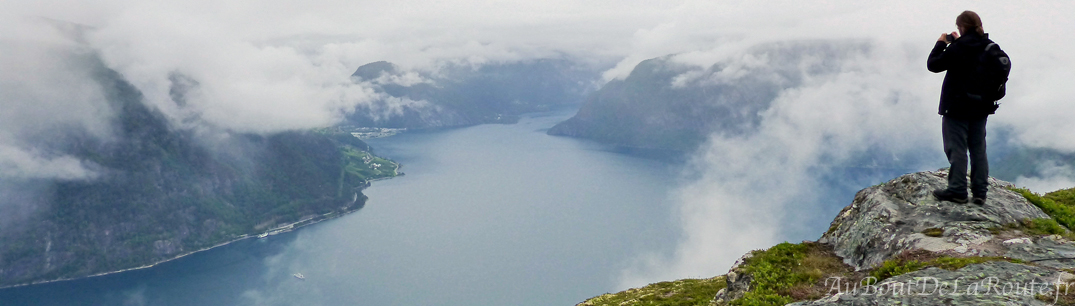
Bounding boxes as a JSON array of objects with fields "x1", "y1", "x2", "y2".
[{"x1": 3, "y1": 0, "x2": 1075, "y2": 294}]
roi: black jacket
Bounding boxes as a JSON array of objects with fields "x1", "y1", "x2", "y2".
[{"x1": 927, "y1": 31, "x2": 996, "y2": 118}]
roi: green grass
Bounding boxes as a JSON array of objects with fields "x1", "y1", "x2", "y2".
[
  {"x1": 730, "y1": 242, "x2": 852, "y2": 306},
  {"x1": 582, "y1": 245, "x2": 1037, "y2": 306},
  {"x1": 1022, "y1": 218, "x2": 1069, "y2": 236},
  {"x1": 1012, "y1": 187, "x2": 1075, "y2": 230},
  {"x1": 577, "y1": 276, "x2": 726, "y2": 306},
  {"x1": 870, "y1": 253, "x2": 1021, "y2": 281},
  {"x1": 731, "y1": 243, "x2": 808, "y2": 306},
  {"x1": 870, "y1": 259, "x2": 927, "y2": 281},
  {"x1": 1048, "y1": 188, "x2": 1075, "y2": 208},
  {"x1": 340, "y1": 145, "x2": 399, "y2": 182}
]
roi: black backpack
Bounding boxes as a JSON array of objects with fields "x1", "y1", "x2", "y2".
[{"x1": 967, "y1": 42, "x2": 1011, "y2": 111}]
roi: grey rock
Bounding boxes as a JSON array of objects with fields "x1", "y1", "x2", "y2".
[
  {"x1": 711, "y1": 288, "x2": 727, "y2": 304},
  {"x1": 785, "y1": 170, "x2": 1075, "y2": 305},
  {"x1": 1004, "y1": 237, "x2": 1075, "y2": 270},
  {"x1": 710, "y1": 170, "x2": 1075, "y2": 305},
  {"x1": 790, "y1": 261, "x2": 1071, "y2": 306},
  {"x1": 717, "y1": 252, "x2": 757, "y2": 302},
  {"x1": 818, "y1": 169, "x2": 1050, "y2": 271}
]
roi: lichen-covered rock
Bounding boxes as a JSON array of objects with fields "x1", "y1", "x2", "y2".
[
  {"x1": 789, "y1": 261, "x2": 1074, "y2": 306},
  {"x1": 711, "y1": 252, "x2": 755, "y2": 304},
  {"x1": 790, "y1": 170, "x2": 1075, "y2": 305},
  {"x1": 818, "y1": 169, "x2": 1050, "y2": 270},
  {"x1": 1003, "y1": 235, "x2": 1075, "y2": 270}
]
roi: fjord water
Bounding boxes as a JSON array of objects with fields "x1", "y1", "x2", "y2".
[{"x1": 0, "y1": 110, "x2": 681, "y2": 306}]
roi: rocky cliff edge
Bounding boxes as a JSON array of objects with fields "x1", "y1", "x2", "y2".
[{"x1": 579, "y1": 170, "x2": 1075, "y2": 306}]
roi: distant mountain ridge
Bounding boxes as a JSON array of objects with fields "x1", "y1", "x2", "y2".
[
  {"x1": 346, "y1": 59, "x2": 599, "y2": 129},
  {"x1": 549, "y1": 41, "x2": 869, "y2": 152}
]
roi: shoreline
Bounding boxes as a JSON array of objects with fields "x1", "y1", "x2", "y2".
[{"x1": 0, "y1": 173, "x2": 401, "y2": 290}]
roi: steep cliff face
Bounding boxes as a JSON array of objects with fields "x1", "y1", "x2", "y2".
[
  {"x1": 0, "y1": 53, "x2": 397, "y2": 288},
  {"x1": 579, "y1": 170, "x2": 1075, "y2": 306},
  {"x1": 346, "y1": 59, "x2": 599, "y2": 129}
]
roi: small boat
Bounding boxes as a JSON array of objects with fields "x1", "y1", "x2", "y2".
[
  {"x1": 257, "y1": 233, "x2": 269, "y2": 239},
  {"x1": 293, "y1": 273, "x2": 305, "y2": 280}
]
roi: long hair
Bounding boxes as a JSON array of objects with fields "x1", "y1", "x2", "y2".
[{"x1": 956, "y1": 11, "x2": 985, "y2": 35}]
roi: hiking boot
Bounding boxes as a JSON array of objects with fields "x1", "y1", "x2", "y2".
[
  {"x1": 972, "y1": 197, "x2": 986, "y2": 205},
  {"x1": 933, "y1": 188, "x2": 968, "y2": 204}
]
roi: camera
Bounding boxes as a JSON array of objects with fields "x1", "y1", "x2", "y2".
[{"x1": 945, "y1": 34, "x2": 955, "y2": 43}]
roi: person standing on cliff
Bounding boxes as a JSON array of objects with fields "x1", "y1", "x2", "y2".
[{"x1": 927, "y1": 10, "x2": 1003, "y2": 205}]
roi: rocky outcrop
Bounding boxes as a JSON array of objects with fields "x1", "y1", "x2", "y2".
[
  {"x1": 819, "y1": 169, "x2": 1053, "y2": 270},
  {"x1": 707, "y1": 170, "x2": 1075, "y2": 305},
  {"x1": 789, "y1": 261, "x2": 1074, "y2": 306},
  {"x1": 715, "y1": 253, "x2": 756, "y2": 302}
]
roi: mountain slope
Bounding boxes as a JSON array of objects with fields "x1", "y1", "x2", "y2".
[
  {"x1": 549, "y1": 41, "x2": 868, "y2": 152},
  {"x1": 0, "y1": 52, "x2": 397, "y2": 288}
]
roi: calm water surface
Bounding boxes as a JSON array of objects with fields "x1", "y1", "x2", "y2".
[{"x1": 0, "y1": 110, "x2": 683, "y2": 306}]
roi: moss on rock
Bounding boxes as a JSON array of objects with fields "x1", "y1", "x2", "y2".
[{"x1": 576, "y1": 276, "x2": 726, "y2": 306}]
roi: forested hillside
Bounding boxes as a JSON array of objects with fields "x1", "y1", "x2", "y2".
[{"x1": 0, "y1": 52, "x2": 398, "y2": 288}]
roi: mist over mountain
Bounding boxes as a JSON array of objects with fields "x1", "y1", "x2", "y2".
[
  {"x1": 0, "y1": 18, "x2": 601, "y2": 289},
  {"x1": 549, "y1": 40, "x2": 874, "y2": 152},
  {"x1": 549, "y1": 39, "x2": 1075, "y2": 177},
  {"x1": 346, "y1": 59, "x2": 601, "y2": 129},
  {"x1": 557, "y1": 38, "x2": 1075, "y2": 288},
  {"x1": 5, "y1": 2, "x2": 1075, "y2": 298},
  {"x1": 0, "y1": 28, "x2": 395, "y2": 288}
]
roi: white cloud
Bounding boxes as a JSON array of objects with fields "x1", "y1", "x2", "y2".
[
  {"x1": 0, "y1": 18, "x2": 110, "y2": 182},
  {"x1": 83, "y1": 8, "x2": 383, "y2": 133},
  {"x1": 4, "y1": 0, "x2": 1075, "y2": 292},
  {"x1": 5, "y1": 0, "x2": 1073, "y2": 135},
  {"x1": 608, "y1": 1, "x2": 1075, "y2": 289},
  {"x1": 0, "y1": 18, "x2": 114, "y2": 141},
  {"x1": 1016, "y1": 161, "x2": 1075, "y2": 194},
  {"x1": 1017, "y1": 176, "x2": 1075, "y2": 195},
  {"x1": 619, "y1": 40, "x2": 952, "y2": 288},
  {"x1": 0, "y1": 144, "x2": 98, "y2": 180},
  {"x1": 374, "y1": 71, "x2": 431, "y2": 87}
]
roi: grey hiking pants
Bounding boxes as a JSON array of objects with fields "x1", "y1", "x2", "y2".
[{"x1": 942, "y1": 115, "x2": 989, "y2": 198}]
